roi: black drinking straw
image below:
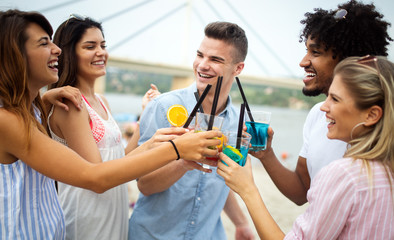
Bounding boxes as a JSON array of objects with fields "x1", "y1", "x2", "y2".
[
  {"x1": 236, "y1": 77, "x2": 254, "y2": 122},
  {"x1": 194, "y1": 92, "x2": 204, "y2": 113},
  {"x1": 208, "y1": 76, "x2": 222, "y2": 130},
  {"x1": 236, "y1": 103, "x2": 245, "y2": 149},
  {"x1": 183, "y1": 84, "x2": 212, "y2": 128}
]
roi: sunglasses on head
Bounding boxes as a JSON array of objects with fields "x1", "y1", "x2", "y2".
[
  {"x1": 334, "y1": 8, "x2": 348, "y2": 21},
  {"x1": 357, "y1": 55, "x2": 384, "y2": 87},
  {"x1": 65, "y1": 13, "x2": 97, "y2": 26},
  {"x1": 357, "y1": 55, "x2": 379, "y2": 71}
]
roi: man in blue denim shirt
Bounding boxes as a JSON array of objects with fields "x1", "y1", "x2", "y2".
[{"x1": 128, "y1": 22, "x2": 255, "y2": 240}]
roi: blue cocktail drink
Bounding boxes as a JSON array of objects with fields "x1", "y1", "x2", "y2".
[
  {"x1": 246, "y1": 121, "x2": 269, "y2": 151},
  {"x1": 222, "y1": 132, "x2": 251, "y2": 166}
]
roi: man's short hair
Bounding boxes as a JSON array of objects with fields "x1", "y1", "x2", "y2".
[
  {"x1": 204, "y1": 21, "x2": 248, "y2": 63},
  {"x1": 300, "y1": 0, "x2": 392, "y2": 60}
]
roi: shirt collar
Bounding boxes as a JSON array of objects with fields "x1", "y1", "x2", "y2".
[{"x1": 188, "y1": 82, "x2": 232, "y2": 116}]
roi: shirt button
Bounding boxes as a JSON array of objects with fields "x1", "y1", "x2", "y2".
[
  {"x1": 191, "y1": 221, "x2": 195, "y2": 225},
  {"x1": 197, "y1": 197, "x2": 201, "y2": 201},
  {"x1": 202, "y1": 172, "x2": 206, "y2": 175}
]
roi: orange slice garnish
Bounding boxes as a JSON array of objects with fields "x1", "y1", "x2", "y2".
[{"x1": 167, "y1": 104, "x2": 188, "y2": 127}]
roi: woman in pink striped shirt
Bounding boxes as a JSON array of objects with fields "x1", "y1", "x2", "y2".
[{"x1": 218, "y1": 56, "x2": 394, "y2": 239}]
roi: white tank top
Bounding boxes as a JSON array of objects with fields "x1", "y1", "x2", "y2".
[{"x1": 48, "y1": 94, "x2": 129, "y2": 240}]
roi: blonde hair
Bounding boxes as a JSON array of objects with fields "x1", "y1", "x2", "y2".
[{"x1": 335, "y1": 56, "x2": 394, "y2": 188}]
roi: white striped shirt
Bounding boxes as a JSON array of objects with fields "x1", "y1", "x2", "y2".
[
  {"x1": 0, "y1": 103, "x2": 65, "y2": 239},
  {"x1": 285, "y1": 158, "x2": 393, "y2": 240}
]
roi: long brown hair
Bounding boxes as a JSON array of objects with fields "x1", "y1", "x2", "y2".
[
  {"x1": 49, "y1": 16, "x2": 103, "y2": 90},
  {"x1": 0, "y1": 10, "x2": 53, "y2": 145}
]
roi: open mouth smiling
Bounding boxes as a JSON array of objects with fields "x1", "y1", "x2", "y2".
[
  {"x1": 48, "y1": 60, "x2": 58, "y2": 69},
  {"x1": 198, "y1": 72, "x2": 214, "y2": 79}
]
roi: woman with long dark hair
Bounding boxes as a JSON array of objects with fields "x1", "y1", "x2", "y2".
[{"x1": 0, "y1": 10, "x2": 220, "y2": 239}]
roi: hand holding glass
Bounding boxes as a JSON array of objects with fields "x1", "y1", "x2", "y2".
[
  {"x1": 245, "y1": 111, "x2": 271, "y2": 151},
  {"x1": 195, "y1": 112, "x2": 224, "y2": 163},
  {"x1": 222, "y1": 131, "x2": 251, "y2": 166}
]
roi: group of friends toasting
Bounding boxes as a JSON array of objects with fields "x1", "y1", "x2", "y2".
[{"x1": 0, "y1": 0, "x2": 393, "y2": 239}]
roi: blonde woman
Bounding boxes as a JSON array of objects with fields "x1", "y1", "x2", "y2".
[{"x1": 218, "y1": 56, "x2": 394, "y2": 239}]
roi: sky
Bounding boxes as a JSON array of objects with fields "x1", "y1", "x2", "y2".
[{"x1": 2, "y1": 0, "x2": 394, "y2": 79}]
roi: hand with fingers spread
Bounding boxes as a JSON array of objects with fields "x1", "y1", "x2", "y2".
[
  {"x1": 142, "y1": 83, "x2": 160, "y2": 111},
  {"x1": 42, "y1": 86, "x2": 83, "y2": 111}
]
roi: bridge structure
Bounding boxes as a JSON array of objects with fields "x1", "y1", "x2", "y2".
[
  {"x1": 97, "y1": 56, "x2": 303, "y2": 93},
  {"x1": 24, "y1": 0, "x2": 306, "y2": 93}
]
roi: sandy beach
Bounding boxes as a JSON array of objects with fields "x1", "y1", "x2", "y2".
[{"x1": 128, "y1": 158, "x2": 309, "y2": 239}]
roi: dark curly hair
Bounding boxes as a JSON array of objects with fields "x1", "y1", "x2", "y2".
[{"x1": 300, "y1": 0, "x2": 392, "y2": 60}]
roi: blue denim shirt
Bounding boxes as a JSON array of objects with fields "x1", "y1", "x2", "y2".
[{"x1": 129, "y1": 83, "x2": 239, "y2": 240}]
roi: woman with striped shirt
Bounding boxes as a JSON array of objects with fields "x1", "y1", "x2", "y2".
[
  {"x1": 218, "y1": 56, "x2": 394, "y2": 239},
  {"x1": 0, "y1": 10, "x2": 221, "y2": 239}
]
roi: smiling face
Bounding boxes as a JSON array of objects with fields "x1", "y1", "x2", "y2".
[
  {"x1": 193, "y1": 36, "x2": 244, "y2": 98},
  {"x1": 75, "y1": 27, "x2": 108, "y2": 82},
  {"x1": 25, "y1": 23, "x2": 61, "y2": 95},
  {"x1": 299, "y1": 36, "x2": 340, "y2": 96},
  {"x1": 320, "y1": 74, "x2": 369, "y2": 142}
]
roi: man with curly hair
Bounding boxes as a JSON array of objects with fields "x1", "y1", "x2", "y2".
[{"x1": 252, "y1": 0, "x2": 392, "y2": 205}]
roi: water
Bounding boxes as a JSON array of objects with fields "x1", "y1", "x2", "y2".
[{"x1": 105, "y1": 93, "x2": 309, "y2": 169}]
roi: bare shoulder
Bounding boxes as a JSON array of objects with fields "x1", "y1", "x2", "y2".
[
  {"x1": 50, "y1": 99, "x2": 90, "y2": 134},
  {"x1": 52, "y1": 98, "x2": 89, "y2": 120},
  {"x1": 0, "y1": 109, "x2": 28, "y2": 162},
  {"x1": 0, "y1": 108, "x2": 24, "y2": 135}
]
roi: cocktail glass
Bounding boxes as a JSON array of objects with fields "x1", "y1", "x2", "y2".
[
  {"x1": 222, "y1": 131, "x2": 251, "y2": 166},
  {"x1": 195, "y1": 112, "x2": 224, "y2": 167},
  {"x1": 245, "y1": 111, "x2": 271, "y2": 151}
]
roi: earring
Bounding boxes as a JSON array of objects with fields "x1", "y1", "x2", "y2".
[{"x1": 350, "y1": 122, "x2": 366, "y2": 140}]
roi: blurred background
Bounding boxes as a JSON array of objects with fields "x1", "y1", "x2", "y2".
[
  {"x1": 3, "y1": 0, "x2": 393, "y2": 77},
  {"x1": 2, "y1": 1, "x2": 393, "y2": 238},
  {"x1": 4, "y1": 0, "x2": 392, "y2": 166}
]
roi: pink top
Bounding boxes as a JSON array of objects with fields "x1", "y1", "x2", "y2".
[{"x1": 285, "y1": 157, "x2": 393, "y2": 240}]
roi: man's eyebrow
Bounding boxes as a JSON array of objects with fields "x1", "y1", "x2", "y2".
[
  {"x1": 196, "y1": 50, "x2": 225, "y2": 62},
  {"x1": 308, "y1": 43, "x2": 321, "y2": 49},
  {"x1": 211, "y1": 56, "x2": 225, "y2": 62}
]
